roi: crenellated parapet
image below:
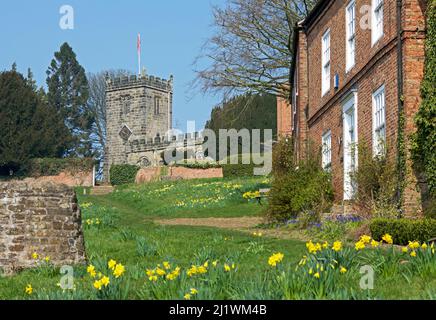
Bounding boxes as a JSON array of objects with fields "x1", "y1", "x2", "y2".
[{"x1": 106, "y1": 73, "x2": 173, "y2": 93}]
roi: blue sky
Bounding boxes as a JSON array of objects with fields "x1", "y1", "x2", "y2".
[{"x1": 0, "y1": 0, "x2": 225, "y2": 130}]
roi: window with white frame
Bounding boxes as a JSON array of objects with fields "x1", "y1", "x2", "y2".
[
  {"x1": 372, "y1": 86, "x2": 386, "y2": 155},
  {"x1": 372, "y1": 0, "x2": 384, "y2": 45},
  {"x1": 322, "y1": 29, "x2": 331, "y2": 95},
  {"x1": 322, "y1": 130, "x2": 332, "y2": 170},
  {"x1": 346, "y1": 1, "x2": 356, "y2": 71}
]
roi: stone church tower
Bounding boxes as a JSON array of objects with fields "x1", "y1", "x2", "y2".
[{"x1": 104, "y1": 73, "x2": 173, "y2": 180}]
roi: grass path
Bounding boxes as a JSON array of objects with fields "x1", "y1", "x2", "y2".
[{"x1": 155, "y1": 216, "x2": 264, "y2": 229}]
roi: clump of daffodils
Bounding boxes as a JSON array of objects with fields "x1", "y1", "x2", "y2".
[
  {"x1": 402, "y1": 241, "x2": 434, "y2": 257},
  {"x1": 187, "y1": 262, "x2": 209, "y2": 277},
  {"x1": 306, "y1": 241, "x2": 322, "y2": 254},
  {"x1": 87, "y1": 259, "x2": 126, "y2": 291},
  {"x1": 146, "y1": 262, "x2": 181, "y2": 282},
  {"x1": 268, "y1": 252, "x2": 284, "y2": 267},
  {"x1": 243, "y1": 191, "x2": 260, "y2": 200}
]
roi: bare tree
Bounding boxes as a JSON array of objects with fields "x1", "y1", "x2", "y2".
[
  {"x1": 87, "y1": 70, "x2": 130, "y2": 169},
  {"x1": 194, "y1": 0, "x2": 315, "y2": 99}
]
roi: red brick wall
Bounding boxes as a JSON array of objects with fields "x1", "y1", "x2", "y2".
[
  {"x1": 169, "y1": 167, "x2": 223, "y2": 180},
  {"x1": 277, "y1": 96, "x2": 292, "y2": 137},
  {"x1": 23, "y1": 170, "x2": 94, "y2": 187},
  {"x1": 401, "y1": 0, "x2": 426, "y2": 215}
]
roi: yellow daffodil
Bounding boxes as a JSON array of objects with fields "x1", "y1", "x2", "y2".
[
  {"x1": 212, "y1": 260, "x2": 218, "y2": 267},
  {"x1": 184, "y1": 293, "x2": 191, "y2": 300},
  {"x1": 25, "y1": 284, "x2": 33, "y2": 295},
  {"x1": 100, "y1": 276, "x2": 110, "y2": 287},
  {"x1": 360, "y1": 235, "x2": 372, "y2": 244},
  {"x1": 93, "y1": 280, "x2": 103, "y2": 290},
  {"x1": 382, "y1": 234, "x2": 393, "y2": 244},
  {"x1": 163, "y1": 261, "x2": 171, "y2": 270},
  {"x1": 314, "y1": 272, "x2": 320, "y2": 279},
  {"x1": 146, "y1": 269, "x2": 156, "y2": 277},
  {"x1": 268, "y1": 252, "x2": 284, "y2": 267},
  {"x1": 156, "y1": 267, "x2": 166, "y2": 276},
  {"x1": 371, "y1": 240, "x2": 380, "y2": 248},
  {"x1": 408, "y1": 241, "x2": 420, "y2": 250},
  {"x1": 309, "y1": 268, "x2": 313, "y2": 275},
  {"x1": 340, "y1": 267, "x2": 347, "y2": 274},
  {"x1": 422, "y1": 243, "x2": 428, "y2": 249},
  {"x1": 224, "y1": 264, "x2": 231, "y2": 272},
  {"x1": 190, "y1": 288, "x2": 198, "y2": 295},
  {"x1": 322, "y1": 241, "x2": 329, "y2": 249},
  {"x1": 87, "y1": 265, "x2": 97, "y2": 278},
  {"x1": 108, "y1": 259, "x2": 117, "y2": 270},
  {"x1": 113, "y1": 263, "x2": 125, "y2": 278},
  {"x1": 149, "y1": 275, "x2": 158, "y2": 282},
  {"x1": 332, "y1": 241, "x2": 342, "y2": 252},
  {"x1": 410, "y1": 251, "x2": 417, "y2": 257},
  {"x1": 355, "y1": 241, "x2": 366, "y2": 251},
  {"x1": 32, "y1": 252, "x2": 39, "y2": 260},
  {"x1": 44, "y1": 256, "x2": 50, "y2": 262},
  {"x1": 197, "y1": 266, "x2": 207, "y2": 274},
  {"x1": 187, "y1": 266, "x2": 197, "y2": 277},
  {"x1": 402, "y1": 247, "x2": 409, "y2": 253}
]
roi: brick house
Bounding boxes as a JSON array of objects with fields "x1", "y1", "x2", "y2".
[{"x1": 277, "y1": 0, "x2": 427, "y2": 215}]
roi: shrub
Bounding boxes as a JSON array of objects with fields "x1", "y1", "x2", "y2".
[
  {"x1": 272, "y1": 136, "x2": 294, "y2": 177},
  {"x1": 109, "y1": 164, "x2": 140, "y2": 185},
  {"x1": 350, "y1": 142, "x2": 399, "y2": 218},
  {"x1": 26, "y1": 158, "x2": 95, "y2": 177},
  {"x1": 266, "y1": 154, "x2": 334, "y2": 222},
  {"x1": 222, "y1": 163, "x2": 257, "y2": 178},
  {"x1": 370, "y1": 218, "x2": 436, "y2": 245},
  {"x1": 174, "y1": 161, "x2": 221, "y2": 169}
]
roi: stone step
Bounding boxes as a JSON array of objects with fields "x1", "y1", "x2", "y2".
[{"x1": 90, "y1": 186, "x2": 114, "y2": 195}]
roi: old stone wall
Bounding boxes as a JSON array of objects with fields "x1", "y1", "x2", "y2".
[{"x1": 0, "y1": 181, "x2": 85, "y2": 274}]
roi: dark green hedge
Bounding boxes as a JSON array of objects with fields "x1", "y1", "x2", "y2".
[
  {"x1": 27, "y1": 158, "x2": 95, "y2": 177},
  {"x1": 222, "y1": 163, "x2": 257, "y2": 178},
  {"x1": 110, "y1": 164, "x2": 140, "y2": 185},
  {"x1": 370, "y1": 218, "x2": 436, "y2": 245},
  {"x1": 174, "y1": 162, "x2": 221, "y2": 169}
]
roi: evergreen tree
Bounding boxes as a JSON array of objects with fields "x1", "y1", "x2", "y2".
[
  {"x1": 0, "y1": 69, "x2": 70, "y2": 175},
  {"x1": 46, "y1": 42, "x2": 94, "y2": 157}
]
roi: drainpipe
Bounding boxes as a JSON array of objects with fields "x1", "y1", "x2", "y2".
[{"x1": 396, "y1": 0, "x2": 404, "y2": 215}]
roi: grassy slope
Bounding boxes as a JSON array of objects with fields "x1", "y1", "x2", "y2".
[{"x1": 0, "y1": 177, "x2": 435, "y2": 299}]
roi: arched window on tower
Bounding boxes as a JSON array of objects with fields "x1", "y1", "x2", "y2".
[{"x1": 154, "y1": 96, "x2": 161, "y2": 115}]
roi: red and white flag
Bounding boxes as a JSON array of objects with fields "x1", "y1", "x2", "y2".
[{"x1": 137, "y1": 33, "x2": 141, "y2": 54}]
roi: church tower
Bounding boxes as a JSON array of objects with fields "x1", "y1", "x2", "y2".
[{"x1": 104, "y1": 72, "x2": 173, "y2": 181}]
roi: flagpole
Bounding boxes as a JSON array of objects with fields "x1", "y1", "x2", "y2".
[{"x1": 137, "y1": 33, "x2": 141, "y2": 76}]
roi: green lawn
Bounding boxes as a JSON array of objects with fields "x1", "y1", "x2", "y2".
[{"x1": 0, "y1": 177, "x2": 435, "y2": 300}]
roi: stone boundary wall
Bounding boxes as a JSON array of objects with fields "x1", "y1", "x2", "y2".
[
  {"x1": 0, "y1": 181, "x2": 86, "y2": 274},
  {"x1": 168, "y1": 167, "x2": 223, "y2": 180}
]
